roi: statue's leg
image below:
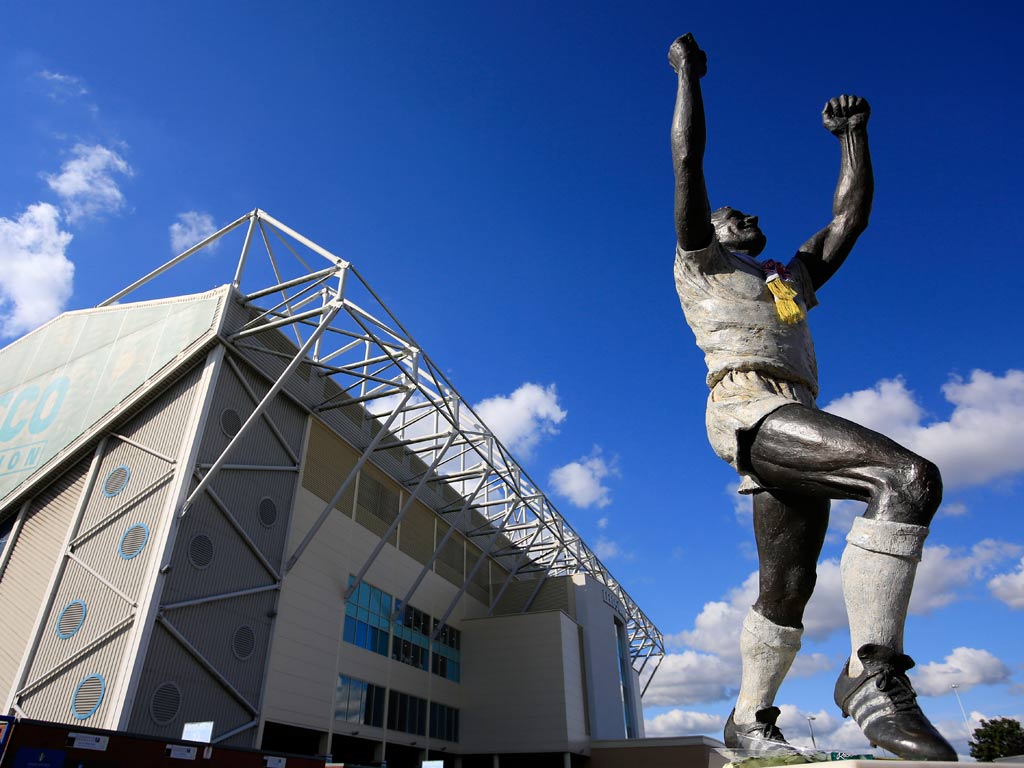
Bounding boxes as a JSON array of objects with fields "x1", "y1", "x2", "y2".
[
  {"x1": 746, "y1": 404, "x2": 955, "y2": 760},
  {"x1": 733, "y1": 491, "x2": 827, "y2": 730},
  {"x1": 747, "y1": 403, "x2": 941, "y2": 668}
]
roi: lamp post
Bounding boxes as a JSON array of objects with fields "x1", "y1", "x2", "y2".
[
  {"x1": 807, "y1": 715, "x2": 817, "y2": 749},
  {"x1": 951, "y1": 683, "x2": 971, "y2": 740}
]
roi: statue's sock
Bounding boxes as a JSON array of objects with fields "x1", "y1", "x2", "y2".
[
  {"x1": 735, "y1": 608, "x2": 802, "y2": 724},
  {"x1": 841, "y1": 517, "x2": 928, "y2": 676}
]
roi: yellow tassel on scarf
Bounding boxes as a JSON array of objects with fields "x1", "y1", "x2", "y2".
[{"x1": 765, "y1": 274, "x2": 805, "y2": 324}]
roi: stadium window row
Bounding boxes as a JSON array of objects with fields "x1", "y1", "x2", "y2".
[
  {"x1": 334, "y1": 675, "x2": 460, "y2": 742},
  {"x1": 344, "y1": 578, "x2": 462, "y2": 682}
]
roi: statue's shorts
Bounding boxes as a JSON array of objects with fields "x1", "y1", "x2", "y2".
[{"x1": 705, "y1": 370, "x2": 817, "y2": 494}]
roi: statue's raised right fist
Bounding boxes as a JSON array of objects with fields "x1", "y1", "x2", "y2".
[{"x1": 669, "y1": 33, "x2": 707, "y2": 77}]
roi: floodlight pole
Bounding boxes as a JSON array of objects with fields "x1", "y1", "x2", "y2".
[
  {"x1": 807, "y1": 715, "x2": 817, "y2": 749},
  {"x1": 950, "y1": 683, "x2": 971, "y2": 739}
]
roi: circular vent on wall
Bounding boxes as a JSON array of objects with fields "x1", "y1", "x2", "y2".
[
  {"x1": 56, "y1": 600, "x2": 87, "y2": 639},
  {"x1": 119, "y1": 523, "x2": 149, "y2": 560},
  {"x1": 71, "y1": 674, "x2": 105, "y2": 720},
  {"x1": 258, "y1": 497, "x2": 277, "y2": 528},
  {"x1": 103, "y1": 465, "x2": 131, "y2": 497},
  {"x1": 188, "y1": 534, "x2": 214, "y2": 569},
  {"x1": 232, "y1": 625, "x2": 257, "y2": 660},
  {"x1": 220, "y1": 409, "x2": 243, "y2": 437},
  {"x1": 150, "y1": 682, "x2": 181, "y2": 725}
]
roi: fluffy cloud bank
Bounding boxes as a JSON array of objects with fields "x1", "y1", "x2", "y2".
[
  {"x1": 641, "y1": 650, "x2": 739, "y2": 707},
  {"x1": 911, "y1": 647, "x2": 1011, "y2": 697},
  {"x1": 0, "y1": 204, "x2": 74, "y2": 336},
  {"x1": 989, "y1": 556, "x2": 1024, "y2": 609},
  {"x1": 473, "y1": 382, "x2": 566, "y2": 457},
  {"x1": 170, "y1": 211, "x2": 219, "y2": 254},
  {"x1": 0, "y1": 127, "x2": 132, "y2": 337},
  {"x1": 45, "y1": 144, "x2": 132, "y2": 223},
  {"x1": 550, "y1": 448, "x2": 616, "y2": 508}
]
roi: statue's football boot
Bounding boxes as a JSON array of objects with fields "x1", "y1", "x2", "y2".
[
  {"x1": 724, "y1": 706, "x2": 796, "y2": 755},
  {"x1": 835, "y1": 644, "x2": 957, "y2": 761}
]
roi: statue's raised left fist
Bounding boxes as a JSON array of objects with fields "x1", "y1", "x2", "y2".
[
  {"x1": 822, "y1": 94, "x2": 870, "y2": 135},
  {"x1": 668, "y1": 33, "x2": 707, "y2": 77}
]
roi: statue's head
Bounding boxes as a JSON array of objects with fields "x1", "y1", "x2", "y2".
[{"x1": 712, "y1": 206, "x2": 766, "y2": 256}]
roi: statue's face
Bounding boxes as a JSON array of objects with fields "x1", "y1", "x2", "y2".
[{"x1": 713, "y1": 208, "x2": 766, "y2": 256}]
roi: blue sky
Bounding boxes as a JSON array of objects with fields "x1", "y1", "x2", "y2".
[{"x1": 2, "y1": 1, "x2": 1022, "y2": 756}]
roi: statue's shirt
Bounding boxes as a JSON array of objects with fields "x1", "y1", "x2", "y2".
[{"x1": 674, "y1": 237, "x2": 819, "y2": 395}]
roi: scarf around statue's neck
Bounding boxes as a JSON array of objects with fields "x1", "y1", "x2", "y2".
[{"x1": 730, "y1": 251, "x2": 806, "y2": 324}]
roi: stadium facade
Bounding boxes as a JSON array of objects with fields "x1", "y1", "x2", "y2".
[{"x1": 0, "y1": 210, "x2": 665, "y2": 767}]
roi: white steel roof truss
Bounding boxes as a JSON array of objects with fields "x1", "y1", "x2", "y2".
[{"x1": 97, "y1": 209, "x2": 664, "y2": 681}]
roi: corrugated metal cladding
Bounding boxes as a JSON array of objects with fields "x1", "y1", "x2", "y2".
[
  {"x1": 492, "y1": 578, "x2": 574, "y2": 618},
  {"x1": 398, "y1": 500, "x2": 435, "y2": 565},
  {"x1": 300, "y1": 420, "x2": 358, "y2": 518},
  {"x1": 13, "y1": 365, "x2": 204, "y2": 726},
  {"x1": 0, "y1": 458, "x2": 89, "y2": 702},
  {"x1": 354, "y1": 467, "x2": 398, "y2": 544},
  {"x1": 125, "y1": 622, "x2": 254, "y2": 742},
  {"x1": 435, "y1": 522, "x2": 466, "y2": 588},
  {"x1": 132, "y1": 352, "x2": 303, "y2": 746}
]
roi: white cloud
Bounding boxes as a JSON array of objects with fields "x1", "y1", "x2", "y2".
[
  {"x1": 775, "y1": 706, "x2": 875, "y2": 754},
  {"x1": 824, "y1": 371, "x2": 1024, "y2": 488},
  {"x1": 989, "y1": 556, "x2": 1024, "y2": 609},
  {"x1": 911, "y1": 540, "x2": 1022, "y2": 613},
  {"x1": 641, "y1": 650, "x2": 739, "y2": 707},
  {"x1": 670, "y1": 539, "x2": 1021, "y2": 669},
  {"x1": 45, "y1": 144, "x2": 132, "y2": 222},
  {"x1": 643, "y1": 709, "x2": 724, "y2": 737},
  {"x1": 473, "y1": 382, "x2": 566, "y2": 457},
  {"x1": 789, "y1": 652, "x2": 833, "y2": 679},
  {"x1": 935, "y1": 710, "x2": 988, "y2": 758},
  {"x1": 550, "y1": 448, "x2": 616, "y2": 508},
  {"x1": 940, "y1": 501, "x2": 969, "y2": 518},
  {"x1": 0, "y1": 203, "x2": 74, "y2": 336},
  {"x1": 170, "y1": 211, "x2": 219, "y2": 254},
  {"x1": 667, "y1": 571, "x2": 756, "y2": 657},
  {"x1": 597, "y1": 516, "x2": 609, "y2": 529},
  {"x1": 912, "y1": 647, "x2": 1011, "y2": 697},
  {"x1": 802, "y1": 559, "x2": 848, "y2": 640},
  {"x1": 594, "y1": 537, "x2": 620, "y2": 560},
  {"x1": 37, "y1": 70, "x2": 88, "y2": 100}
]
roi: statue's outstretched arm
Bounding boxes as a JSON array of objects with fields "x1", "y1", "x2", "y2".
[
  {"x1": 797, "y1": 95, "x2": 874, "y2": 290},
  {"x1": 670, "y1": 34, "x2": 713, "y2": 252}
]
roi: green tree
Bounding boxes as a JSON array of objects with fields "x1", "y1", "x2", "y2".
[{"x1": 970, "y1": 717, "x2": 1024, "y2": 762}]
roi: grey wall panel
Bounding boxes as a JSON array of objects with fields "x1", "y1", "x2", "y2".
[
  {"x1": 115, "y1": 367, "x2": 209, "y2": 461},
  {"x1": 158, "y1": 491, "x2": 277, "y2": 606},
  {"x1": 17, "y1": 619, "x2": 132, "y2": 726},
  {"x1": 8, "y1": 363, "x2": 205, "y2": 725},
  {"x1": 160, "y1": 589, "x2": 277, "y2": 705},
  {"x1": 24, "y1": 557, "x2": 134, "y2": 688},
  {"x1": 197, "y1": 363, "x2": 295, "y2": 469},
  {"x1": 205, "y1": 470, "x2": 298, "y2": 569},
  {"x1": 230, "y1": 359, "x2": 306, "y2": 458},
  {"x1": 124, "y1": 350, "x2": 302, "y2": 745},
  {"x1": 125, "y1": 622, "x2": 255, "y2": 743},
  {"x1": 0, "y1": 459, "x2": 89, "y2": 703}
]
